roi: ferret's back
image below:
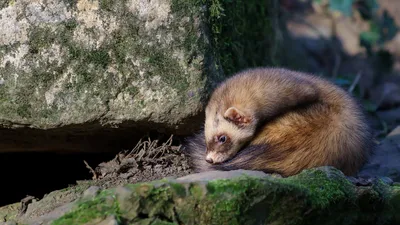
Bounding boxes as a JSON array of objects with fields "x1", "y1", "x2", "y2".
[{"x1": 185, "y1": 67, "x2": 374, "y2": 176}]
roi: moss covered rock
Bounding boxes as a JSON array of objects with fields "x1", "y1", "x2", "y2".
[
  {"x1": 0, "y1": 0, "x2": 281, "y2": 134},
  {"x1": 4, "y1": 167, "x2": 399, "y2": 225}
]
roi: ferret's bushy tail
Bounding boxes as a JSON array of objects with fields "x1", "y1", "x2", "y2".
[
  {"x1": 181, "y1": 131, "x2": 214, "y2": 172},
  {"x1": 182, "y1": 131, "x2": 271, "y2": 173}
]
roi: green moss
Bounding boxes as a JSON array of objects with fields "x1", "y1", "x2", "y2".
[
  {"x1": 171, "y1": 0, "x2": 281, "y2": 83},
  {"x1": 372, "y1": 178, "x2": 392, "y2": 202},
  {"x1": 0, "y1": 88, "x2": 5, "y2": 103},
  {"x1": 16, "y1": 102, "x2": 32, "y2": 118},
  {"x1": 202, "y1": 0, "x2": 280, "y2": 76},
  {"x1": 146, "y1": 46, "x2": 189, "y2": 93},
  {"x1": 29, "y1": 26, "x2": 55, "y2": 53},
  {"x1": 0, "y1": 0, "x2": 14, "y2": 9},
  {"x1": 202, "y1": 175, "x2": 308, "y2": 225},
  {"x1": 390, "y1": 188, "x2": 400, "y2": 213},
  {"x1": 87, "y1": 49, "x2": 111, "y2": 69},
  {"x1": 189, "y1": 183, "x2": 204, "y2": 199},
  {"x1": 51, "y1": 189, "x2": 121, "y2": 225},
  {"x1": 126, "y1": 86, "x2": 139, "y2": 96},
  {"x1": 64, "y1": 20, "x2": 78, "y2": 31},
  {"x1": 101, "y1": 5, "x2": 194, "y2": 98},
  {"x1": 169, "y1": 183, "x2": 187, "y2": 198},
  {"x1": 62, "y1": 0, "x2": 78, "y2": 10},
  {"x1": 52, "y1": 168, "x2": 400, "y2": 225},
  {"x1": 283, "y1": 168, "x2": 356, "y2": 208},
  {"x1": 0, "y1": 202, "x2": 19, "y2": 223},
  {"x1": 121, "y1": 184, "x2": 178, "y2": 224},
  {"x1": 0, "y1": 19, "x2": 81, "y2": 122},
  {"x1": 150, "y1": 219, "x2": 178, "y2": 225},
  {"x1": 99, "y1": 0, "x2": 114, "y2": 11}
]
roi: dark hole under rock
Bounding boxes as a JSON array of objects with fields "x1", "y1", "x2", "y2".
[
  {"x1": 0, "y1": 131, "x2": 190, "y2": 207},
  {"x1": 0, "y1": 152, "x2": 115, "y2": 207}
]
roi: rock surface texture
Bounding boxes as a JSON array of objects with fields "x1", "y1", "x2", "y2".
[
  {"x1": 0, "y1": 0, "x2": 281, "y2": 153},
  {"x1": 359, "y1": 126, "x2": 400, "y2": 182},
  {"x1": 1, "y1": 167, "x2": 399, "y2": 225}
]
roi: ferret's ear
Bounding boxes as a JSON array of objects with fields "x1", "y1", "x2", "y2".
[{"x1": 224, "y1": 107, "x2": 251, "y2": 125}]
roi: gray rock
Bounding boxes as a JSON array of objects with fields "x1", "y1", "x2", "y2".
[
  {"x1": 358, "y1": 126, "x2": 400, "y2": 182},
  {"x1": 36, "y1": 168, "x2": 400, "y2": 224},
  {"x1": 92, "y1": 215, "x2": 119, "y2": 225},
  {"x1": 82, "y1": 186, "x2": 101, "y2": 199},
  {"x1": 176, "y1": 169, "x2": 271, "y2": 182},
  {"x1": 0, "y1": 0, "x2": 210, "y2": 138},
  {"x1": 0, "y1": 0, "x2": 282, "y2": 153},
  {"x1": 2, "y1": 167, "x2": 400, "y2": 225}
]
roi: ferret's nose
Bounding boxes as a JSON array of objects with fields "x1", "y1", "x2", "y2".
[{"x1": 205, "y1": 155, "x2": 214, "y2": 164}]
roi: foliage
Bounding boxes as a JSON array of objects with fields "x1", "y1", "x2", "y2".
[
  {"x1": 313, "y1": 0, "x2": 398, "y2": 55},
  {"x1": 313, "y1": 0, "x2": 398, "y2": 133}
]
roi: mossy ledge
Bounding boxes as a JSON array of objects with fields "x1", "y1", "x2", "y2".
[{"x1": 42, "y1": 167, "x2": 400, "y2": 225}]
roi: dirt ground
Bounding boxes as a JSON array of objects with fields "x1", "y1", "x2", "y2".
[{"x1": 88, "y1": 135, "x2": 194, "y2": 189}]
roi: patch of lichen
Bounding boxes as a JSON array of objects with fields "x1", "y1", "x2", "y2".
[
  {"x1": 0, "y1": 202, "x2": 19, "y2": 223},
  {"x1": 0, "y1": 19, "x2": 80, "y2": 122},
  {"x1": 170, "y1": 0, "x2": 208, "y2": 55},
  {"x1": 99, "y1": 0, "x2": 114, "y2": 11},
  {"x1": 0, "y1": 0, "x2": 14, "y2": 9},
  {"x1": 1, "y1": 14, "x2": 117, "y2": 123},
  {"x1": 29, "y1": 26, "x2": 55, "y2": 53},
  {"x1": 1, "y1": 0, "x2": 282, "y2": 126}
]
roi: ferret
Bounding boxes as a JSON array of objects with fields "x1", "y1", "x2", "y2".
[{"x1": 183, "y1": 67, "x2": 374, "y2": 177}]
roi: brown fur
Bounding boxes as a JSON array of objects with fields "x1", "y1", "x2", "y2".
[{"x1": 183, "y1": 67, "x2": 374, "y2": 177}]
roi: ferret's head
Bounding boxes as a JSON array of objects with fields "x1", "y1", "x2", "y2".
[{"x1": 204, "y1": 106, "x2": 256, "y2": 164}]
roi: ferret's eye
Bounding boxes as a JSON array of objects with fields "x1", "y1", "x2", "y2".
[{"x1": 218, "y1": 135, "x2": 226, "y2": 143}]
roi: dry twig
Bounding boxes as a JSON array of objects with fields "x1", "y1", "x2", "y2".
[
  {"x1": 348, "y1": 71, "x2": 363, "y2": 93},
  {"x1": 84, "y1": 160, "x2": 97, "y2": 180}
]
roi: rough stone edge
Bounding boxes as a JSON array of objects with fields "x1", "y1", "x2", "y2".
[{"x1": 15, "y1": 167, "x2": 399, "y2": 225}]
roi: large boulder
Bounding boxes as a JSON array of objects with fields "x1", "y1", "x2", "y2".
[
  {"x1": 1, "y1": 167, "x2": 399, "y2": 225},
  {"x1": 0, "y1": 0, "x2": 282, "y2": 152}
]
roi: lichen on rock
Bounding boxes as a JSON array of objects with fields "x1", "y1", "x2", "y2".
[
  {"x1": 0, "y1": 0, "x2": 281, "y2": 138},
  {"x1": 17, "y1": 167, "x2": 395, "y2": 225}
]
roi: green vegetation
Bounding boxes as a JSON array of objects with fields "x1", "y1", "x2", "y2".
[
  {"x1": 51, "y1": 167, "x2": 400, "y2": 225},
  {"x1": 52, "y1": 189, "x2": 122, "y2": 225},
  {"x1": 203, "y1": 0, "x2": 280, "y2": 76}
]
